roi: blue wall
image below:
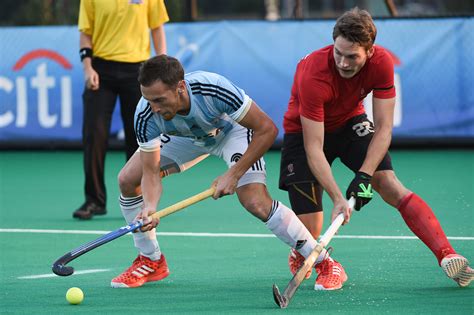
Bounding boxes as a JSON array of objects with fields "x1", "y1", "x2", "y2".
[{"x1": 1, "y1": 18, "x2": 473, "y2": 144}]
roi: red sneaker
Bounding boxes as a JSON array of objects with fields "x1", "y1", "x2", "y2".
[
  {"x1": 111, "y1": 254, "x2": 170, "y2": 288},
  {"x1": 314, "y1": 257, "x2": 347, "y2": 290},
  {"x1": 441, "y1": 254, "x2": 473, "y2": 287},
  {"x1": 288, "y1": 248, "x2": 312, "y2": 279}
]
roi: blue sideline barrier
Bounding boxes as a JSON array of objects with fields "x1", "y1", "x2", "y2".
[{"x1": 0, "y1": 18, "x2": 473, "y2": 146}]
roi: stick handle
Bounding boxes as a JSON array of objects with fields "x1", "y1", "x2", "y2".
[
  {"x1": 151, "y1": 186, "x2": 215, "y2": 220},
  {"x1": 319, "y1": 197, "x2": 355, "y2": 246}
]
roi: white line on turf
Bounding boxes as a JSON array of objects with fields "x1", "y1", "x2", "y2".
[
  {"x1": 18, "y1": 269, "x2": 110, "y2": 280},
  {"x1": 0, "y1": 228, "x2": 473, "y2": 240},
  {"x1": 0, "y1": 228, "x2": 112, "y2": 235}
]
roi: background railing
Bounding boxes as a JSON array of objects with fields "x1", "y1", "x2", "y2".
[{"x1": 1, "y1": 18, "x2": 473, "y2": 148}]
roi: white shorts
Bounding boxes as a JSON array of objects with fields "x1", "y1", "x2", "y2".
[{"x1": 158, "y1": 124, "x2": 266, "y2": 188}]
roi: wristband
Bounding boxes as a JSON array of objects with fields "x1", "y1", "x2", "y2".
[{"x1": 79, "y1": 48, "x2": 93, "y2": 62}]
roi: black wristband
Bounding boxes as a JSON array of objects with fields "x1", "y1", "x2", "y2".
[{"x1": 79, "y1": 48, "x2": 93, "y2": 62}]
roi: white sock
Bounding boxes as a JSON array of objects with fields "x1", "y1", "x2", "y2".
[
  {"x1": 265, "y1": 200, "x2": 321, "y2": 258},
  {"x1": 119, "y1": 195, "x2": 161, "y2": 261}
]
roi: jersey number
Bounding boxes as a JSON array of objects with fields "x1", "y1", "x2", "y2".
[
  {"x1": 159, "y1": 134, "x2": 171, "y2": 148},
  {"x1": 352, "y1": 122, "x2": 374, "y2": 137}
]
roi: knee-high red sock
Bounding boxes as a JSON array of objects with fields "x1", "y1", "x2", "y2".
[{"x1": 397, "y1": 192, "x2": 455, "y2": 265}]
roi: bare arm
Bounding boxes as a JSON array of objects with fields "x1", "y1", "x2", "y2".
[
  {"x1": 79, "y1": 31, "x2": 92, "y2": 56},
  {"x1": 137, "y1": 149, "x2": 163, "y2": 230},
  {"x1": 151, "y1": 25, "x2": 167, "y2": 55},
  {"x1": 301, "y1": 116, "x2": 351, "y2": 223},
  {"x1": 213, "y1": 101, "x2": 277, "y2": 198},
  {"x1": 79, "y1": 32, "x2": 99, "y2": 90},
  {"x1": 359, "y1": 97, "x2": 395, "y2": 175}
]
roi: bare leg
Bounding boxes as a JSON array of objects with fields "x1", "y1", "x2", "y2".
[
  {"x1": 297, "y1": 212, "x2": 324, "y2": 239},
  {"x1": 118, "y1": 150, "x2": 143, "y2": 197},
  {"x1": 236, "y1": 183, "x2": 319, "y2": 259}
]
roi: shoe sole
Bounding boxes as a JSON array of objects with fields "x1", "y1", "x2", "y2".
[
  {"x1": 73, "y1": 211, "x2": 106, "y2": 220},
  {"x1": 111, "y1": 269, "x2": 170, "y2": 289},
  {"x1": 91, "y1": 209, "x2": 107, "y2": 215},
  {"x1": 441, "y1": 256, "x2": 468, "y2": 279},
  {"x1": 72, "y1": 213, "x2": 92, "y2": 220},
  {"x1": 454, "y1": 267, "x2": 473, "y2": 287}
]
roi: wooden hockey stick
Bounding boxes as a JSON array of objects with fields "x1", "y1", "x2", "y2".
[
  {"x1": 272, "y1": 197, "x2": 355, "y2": 308},
  {"x1": 52, "y1": 187, "x2": 215, "y2": 276}
]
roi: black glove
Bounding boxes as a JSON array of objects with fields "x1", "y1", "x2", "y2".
[{"x1": 346, "y1": 171, "x2": 373, "y2": 211}]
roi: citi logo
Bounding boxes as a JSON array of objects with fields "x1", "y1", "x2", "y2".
[{"x1": 0, "y1": 49, "x2": 73, "y2": 128}]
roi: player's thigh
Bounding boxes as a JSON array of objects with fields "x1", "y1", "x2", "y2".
[
  {"x1": 159, "y1": 134, "x2": 209, "y2": 177},
  {"x1": 82, "y1": 87, "x2": 116, "y2": 132},
  {"x1": 279, "y1": 133, "x2": 324, "y2": 214},
  {"x1": 82, "y1": 60, "x2": 118, "y2": 130},
  {"x1": 119, "y1": 135, "x2": 208, "y2": 190},
  {"x1": 216, "y1": 126, "x2": 266, "y2": 188},
  {"x1": 287, "y1": 182, "x2": 324, "y2": 214},
  {"x1": 338, "y1": 115, "x2": 393, "y2": 173},
  {"x1": 117, "y1": 80, "x2": 141, "y2": 135}
]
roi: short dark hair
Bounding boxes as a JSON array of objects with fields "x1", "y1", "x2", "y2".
[
  {"x1": 138, "y1": 55, "x2": 184, "y2": 87},
  {"x1": 332, "y1": 7, "x2": 377, "y2": 50}
]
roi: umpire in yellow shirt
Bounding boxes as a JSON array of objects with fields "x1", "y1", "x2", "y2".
[{"x1": 74, "y1": 0, "x2": 169, "y2": 220}]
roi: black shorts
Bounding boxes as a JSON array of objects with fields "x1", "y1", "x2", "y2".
[{"x1": 279, "y1": 114, "x2": 393, "y2": 213}]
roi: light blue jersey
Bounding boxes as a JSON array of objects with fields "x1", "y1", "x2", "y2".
[{"x1": 134, "y1": 71, "x2": 252, "y2": 152}]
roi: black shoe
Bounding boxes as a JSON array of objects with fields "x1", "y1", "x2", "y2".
[{"x1": 73, "y1": 202, "x2": 107, "y2": 220}]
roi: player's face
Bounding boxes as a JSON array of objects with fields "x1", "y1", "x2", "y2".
[
  {"x1": 333, "y1": 36, "x2": 374, "y2": 79},
  {"x1": 141, "y1": 80, "x2": 182, "y2": 121}
]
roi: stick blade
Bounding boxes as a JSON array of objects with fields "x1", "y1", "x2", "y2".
[
  {"x1": 52, "y1": 263, "x2": 74, "y2": 276},
  {"x1": 52, "y1": 252, "x2": 74, "y2": 276},
  {"x1": 272, "y1": 284, "x2": 288, "y2": 309}
]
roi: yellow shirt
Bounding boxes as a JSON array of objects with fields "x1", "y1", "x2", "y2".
[{"x1": 78, "y1": 0, "x2": 169, "y2": 63}]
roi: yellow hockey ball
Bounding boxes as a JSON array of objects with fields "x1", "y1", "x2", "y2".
[{"x1": 66, "y1": 287, "x2": 84, "y2": 305}]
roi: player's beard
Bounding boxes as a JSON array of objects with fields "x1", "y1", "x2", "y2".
[{"x1": 161, "y1": 109, "x2": 176, "y2": 121}]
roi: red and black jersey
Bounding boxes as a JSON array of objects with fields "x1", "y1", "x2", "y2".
[{"x1": 283, "y1": 45, "x2": 396, "y2": 133}]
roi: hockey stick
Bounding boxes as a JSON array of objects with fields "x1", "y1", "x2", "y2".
[
  {"x1": 52, "y1": 187, "x2": 215, "y2": 276},
  {"x1": 272, "y1": 197, "x2": 355, "y2": 308}
]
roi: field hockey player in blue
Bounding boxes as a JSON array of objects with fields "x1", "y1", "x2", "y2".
[{"x1": 111, "y1": 55, "x2": 345, "y2": 288}]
